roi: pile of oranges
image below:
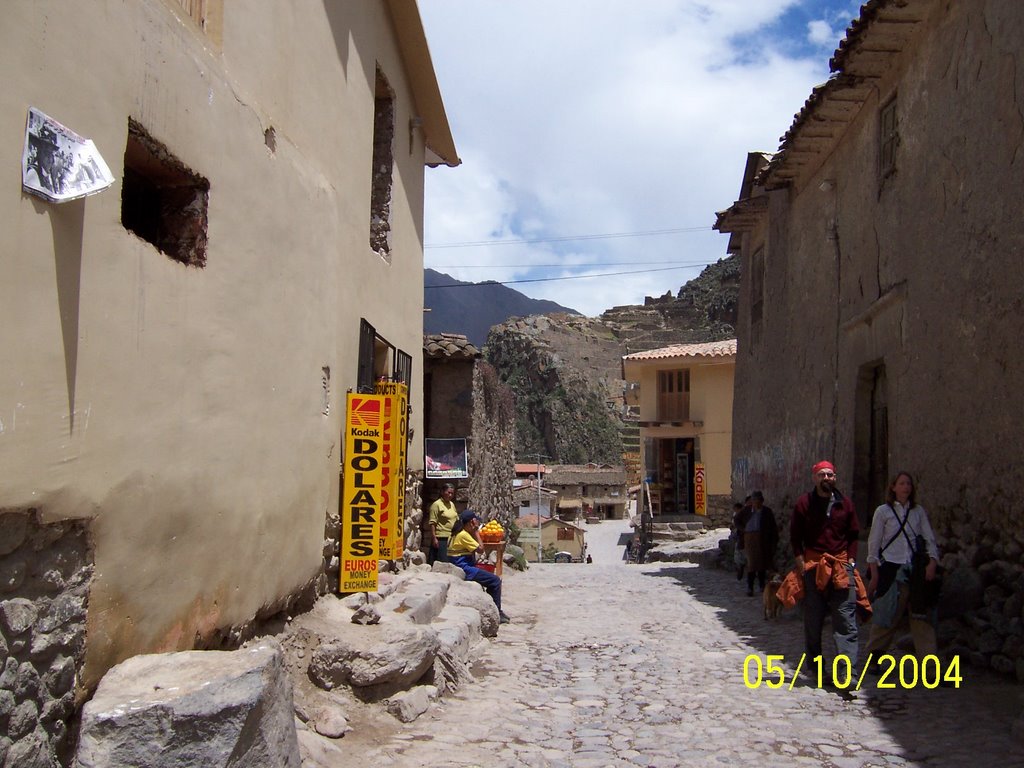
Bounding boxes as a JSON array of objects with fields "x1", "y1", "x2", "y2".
[{"x1": 480, "y1": 520, "x2": 505, "y2": 543}]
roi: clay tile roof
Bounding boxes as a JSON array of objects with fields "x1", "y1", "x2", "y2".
[
  {"x1": 423, "y1": 333, "x2": 481, "y2": 359},
  {"x1": 622, "y1": 338, "x2": 737, "y2": 362}
]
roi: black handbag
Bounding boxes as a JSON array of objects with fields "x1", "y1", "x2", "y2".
[{"x1": 909, "y1": 534, "x2": 942, "y2": 613}]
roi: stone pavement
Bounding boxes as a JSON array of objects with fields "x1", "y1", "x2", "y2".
[{"x1": 350, "y1": 524, "x2": 1024, "y2": 767}]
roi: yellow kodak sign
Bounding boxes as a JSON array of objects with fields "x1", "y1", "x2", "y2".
[{"x1": 340, "y1": 393, "x2": 384, "y2": 592}]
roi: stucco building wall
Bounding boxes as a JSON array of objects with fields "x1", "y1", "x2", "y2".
[{"x1": 1, "y1": 0, "x2": 454, "y2": 689}]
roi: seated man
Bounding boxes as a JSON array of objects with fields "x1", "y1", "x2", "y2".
[{"x1": 448, "y1": 510, "x2": 510, "y2": 624}]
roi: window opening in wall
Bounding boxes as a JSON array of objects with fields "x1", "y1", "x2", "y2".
[
  {"x1": 879, "y1": 96, "x2": 898, "y2": 177},
  {"x1": 370, "y1": 67, "x2": 395, "y2": 262},
  {"x1": 121, "y1": 119, "x2": 209, "y2": 267},
  {"x1": 168, "y1": 0, "x2": 223, "y2": 43},
  {"x1": 395, "y1": 349, "x2": 412, "y2": 388},
  {"x1": 657, "y1": 369, "x2": 690, "y2": 421},
  {"x1": 356, "y1": 318, "x2": 396, "y2": 393}
]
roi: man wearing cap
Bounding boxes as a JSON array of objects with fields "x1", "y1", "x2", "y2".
[
  {"x1": 448, "y1": 510, "x2": 510, "y2": 624},
  {"x1": 791, "y1": 460, "x2": 860, "y2": 674}
]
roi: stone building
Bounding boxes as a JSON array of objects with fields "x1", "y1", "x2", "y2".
[
  {"x1": 422, "y1": 333, "x2": 516, "y2": 528},
  {"x1": 542, "y1": 464, "x2": 629, "y2": 521},
  {"x1": 0, "y1": 1, "x2": 457, "y2": 761},
  {"x1": 715, "y1": 0, "x2": 1024, "y2": 676}
]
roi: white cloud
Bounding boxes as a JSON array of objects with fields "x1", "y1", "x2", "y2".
[
  {"x1": 421, "y1": 0, "x2": 840, "y2": 317},
  {"x1": 806, "y1": 19, "x2": 837, "y2": 47}
]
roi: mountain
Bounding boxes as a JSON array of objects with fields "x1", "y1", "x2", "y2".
[
  {"x1": 424, "y1": 269, "x2": 580, "y2": 347},
  {"x1": 484, "y1": 255, "x2": 740, "y2": 464}
]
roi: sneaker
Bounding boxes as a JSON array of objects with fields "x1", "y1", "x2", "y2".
[{"x1": 499, "y1": 612, "x2": 511, "y2": 624}]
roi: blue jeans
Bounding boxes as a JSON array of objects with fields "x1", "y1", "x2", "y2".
[
  {"x1": 449, "y1": 554, "x2": 502, "y2": 611},
  {"x1": 803, "y1": 564, "x2": 858, "y2": 668}
]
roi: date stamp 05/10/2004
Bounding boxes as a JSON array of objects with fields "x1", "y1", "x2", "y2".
[{"x1": 742, "y1": 654, "x2": 963, "y2": 691}]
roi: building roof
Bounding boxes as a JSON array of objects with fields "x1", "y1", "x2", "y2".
[
  {"x1": 622, "y1": 339, "x2": 737, "y2": 362},
  {"x1": 423, "y1": 333, "x2": 481, "y2": 359},
  {"x1": 514, "y1": 463, "x2": 547, "y2": 475},
  {"x1": 758, "y1": 0, "x2": 933, "y2": 190},
  {"x1": 543, "y1": 465, "x2": 628, "y2": 486},
  {"x1": 384, "y1": 0, "x2": 460, "y2": 167}
]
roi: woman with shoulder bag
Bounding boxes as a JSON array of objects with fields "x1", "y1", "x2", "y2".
[{"x1": 865, "y1": 471, "x2": 942, "y2": 661}]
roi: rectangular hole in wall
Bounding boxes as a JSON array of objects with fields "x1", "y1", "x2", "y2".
[{"x1": 122, "y1": 119, "x2": 209, "y2": 267}]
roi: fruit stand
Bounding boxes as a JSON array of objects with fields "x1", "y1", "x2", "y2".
[{"x1": 479, "y1": 520, "x2": 506, "y2": 577}]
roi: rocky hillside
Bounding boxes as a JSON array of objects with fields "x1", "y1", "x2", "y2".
[{"x1": 485, "y1": 255, "x2": 740, "y2": 463}]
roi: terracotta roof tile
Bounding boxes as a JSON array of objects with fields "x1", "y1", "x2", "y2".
[
  {"x1": 423, "y1": 333, "x2": 481, "y2": 359},
  {"x1": 622, "y1": 339, "x2": 737, "y2": 362}
]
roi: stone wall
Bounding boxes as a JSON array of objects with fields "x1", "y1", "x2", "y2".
[
  {"x1": 728, "y1": 2, "x2": 1024, "y2": 680},
  {"x1": 0, "y1": 510, "x2": 92, "y2": 767}
]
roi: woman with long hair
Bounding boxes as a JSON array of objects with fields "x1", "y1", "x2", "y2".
[{"x1": 865, "y1": 471, "x2": 941, "y2": 660}]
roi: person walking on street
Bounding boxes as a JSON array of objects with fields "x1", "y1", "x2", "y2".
[
  {"x1": 427, "y1": 483, "x2": 458, "y2": 565},
  {"x1": 791, "y1": 460, "x2": 861, "y2": 675},
  {"x1": 737, "y1": 491, "x2": 778, "y2": 596},
  {"x1": 865, "y1": 471, "x2": 941, "y2": 660}
]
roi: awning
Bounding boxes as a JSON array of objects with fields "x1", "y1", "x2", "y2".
[{"x1": 557, "y1": 498, "x2": 582, "y2": 508}]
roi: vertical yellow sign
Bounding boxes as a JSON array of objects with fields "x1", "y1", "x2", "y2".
[
  {"x1": 373, "y1": 382, "x2": 408, "y2": 560},
  {"x1": 340, "y1": 393, "x2": 384, "y2": 593},
  {"x1": 694, "y1": 462, "x2": 707, "y2": 516}
]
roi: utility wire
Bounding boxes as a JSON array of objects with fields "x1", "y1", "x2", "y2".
[
  {"x1": 425, "y1": 265, "x2": 692, "y2": 288},
  {"x1": 424, "y1": 225, "x2": 713, "y2": 249},
  {"x1": 430, "y1": 259, "x2": 713, "y2": 269}
]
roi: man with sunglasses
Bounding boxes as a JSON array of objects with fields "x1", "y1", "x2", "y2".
[{"x1": 791, "y1": 460, "x2": 861, "y2": 679}]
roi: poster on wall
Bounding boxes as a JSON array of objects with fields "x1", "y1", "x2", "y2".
[
  {"x1": 425, "y1": 438, "x2": 468, "y2": 479},
  {"x1": 374, "y1": 381, "x2": 408, "y2": 560},
  {"x1": 339, "y1": 393, "x2": 385, "y2": 593},
  {"x1": 22, "y1": 107, "x2": 114, "y2": 203},
  {"x1": 694, "y1": 463, "x2": 707, "y2": 516}
]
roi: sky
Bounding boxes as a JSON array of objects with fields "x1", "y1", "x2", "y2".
[{"x1": 418, "y1": 0, "x2": 864, "y2": 318}]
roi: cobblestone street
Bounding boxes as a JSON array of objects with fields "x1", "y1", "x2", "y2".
[{"x1": 354, "y1": 519, "x2": 1024, "y2": 768}]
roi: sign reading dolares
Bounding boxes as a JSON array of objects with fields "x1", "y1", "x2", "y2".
[
  {"x1": 340, "y1": 393, "x2": 385, "y2": 593},
  {"x1": 373, "y1": 382, "x2": 409, "y2": 561}
]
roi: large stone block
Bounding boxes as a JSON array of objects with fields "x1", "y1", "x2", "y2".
[
  {"x1": 446, "y1": 579, "x2": 499, "y2": 637},
  {"x1": 308, "y1": 623, "x2": 438, "y2": 697},
  {"x1": 76, "y1": 639, "x2": 300, "y2": 768}
]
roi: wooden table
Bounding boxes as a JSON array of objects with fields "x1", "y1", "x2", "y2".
[{"x1": 481, "y1": 540, "x2": 506, "y2": 577}]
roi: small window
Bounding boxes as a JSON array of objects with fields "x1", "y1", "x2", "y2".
[
  {"x1": 879, "y1": 97, "x2": 898, "y2": 177},
  {"x1": 395, "y1": 349, "x2": 412, "y2": 388},
  {"x1": 122, "y1": 119, "x2": 209, "y2": 267},
  {"x1": 356, "y1": 318, "x2": 395, "y2": 393}
]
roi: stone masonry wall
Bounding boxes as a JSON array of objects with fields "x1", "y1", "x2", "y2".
[{"x1": 0, "y1": 510, "x2": 93, "y2": 768}]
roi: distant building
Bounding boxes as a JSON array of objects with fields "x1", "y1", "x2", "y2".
[
  {"x1": 517, "y1": 515, "x2": 587, "y2": 562},
  {"x1": 542, "y1": 464, "x2": 628, "y2": 521},
  {"x1": 622, "y1": 340, "x2": 736, "y2": 524}
]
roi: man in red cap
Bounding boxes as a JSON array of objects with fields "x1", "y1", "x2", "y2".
[{"x1": 791, "y1": 460, "x2": 860, "y2": 678}]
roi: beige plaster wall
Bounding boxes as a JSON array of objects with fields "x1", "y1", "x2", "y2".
[
  {"x1": 0, "y1": 0, "x2": 435, "y2": 686},
  {"x1": 628, "y1": 357, "x2": 735, "y2": 498}
]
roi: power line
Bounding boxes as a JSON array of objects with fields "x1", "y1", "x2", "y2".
[
  {"x1": 424, "y1": 225, "x2": 713, "y2": 249},
  {"x1": 430, "y1": 259, "x2": 713, "y2": 269},
  {"x1": 425, "y1": 265, "x2": 695, "y2": 288}
]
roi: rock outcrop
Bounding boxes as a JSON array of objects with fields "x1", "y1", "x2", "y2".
[{"x1": 485, "y1": 256, "x2": 739, "y2": 463}]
